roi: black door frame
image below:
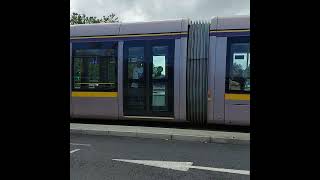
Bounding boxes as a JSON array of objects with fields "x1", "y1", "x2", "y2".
[{"x1": 123, "y1": 39, "x2": 174, "y2": 117}]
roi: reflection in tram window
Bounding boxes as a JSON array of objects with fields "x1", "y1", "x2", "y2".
[
  {"x1": 152, "y1": 83, "x2": 167, "y2": 111},
  {"x1": 152, "y1": 46, "x2": 168, "y2": 79},
  {"x1": 128, "y1": 47, "x2": 144, "y2": 62},
  {"x1": 128, "y1": 47, "x2": 144, "y2": 81},
  {"x1": 88, "y1": 57, "x2": 100, "y2": 89},
  {"x1": 72, "y1": 42, "x2": 118, "y2": 92},
  {"x1": 153, "y1": 56, "x2": 166, "y2": 79},
  {"x1": 128, "y1": 61, "x2": 144, "y2": 81},
  {"x1": 152, "y1": 45, "x2": 169, "y2": 111},
  {"x1": 73, "y1": 57, "x2": 82, "y2": 89}
]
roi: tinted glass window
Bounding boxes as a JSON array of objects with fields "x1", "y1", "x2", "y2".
[
  {"x1": 72, "y1": 42, "x2": 118, "y2": 92},
  {"x1": 152, "y1": 46, "x2": 168, "y2": 80},
  {"x1": 128, "y1": 47, "x2": 144, "y2": 80},
  {"x1": 226, "y1": 37, "x2": 250, "y2": 93}
]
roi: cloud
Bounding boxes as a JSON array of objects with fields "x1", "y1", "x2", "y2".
[{"x1": 70, "y1": 0, "x2": 249, "y2": 22}]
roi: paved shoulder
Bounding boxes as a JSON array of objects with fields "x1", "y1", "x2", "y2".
[{"x1": 70, "y1": 123, "x2": 250, "y2": 144}]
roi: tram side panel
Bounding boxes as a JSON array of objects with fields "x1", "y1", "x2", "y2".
[
  {"x1": 70, "y1": 41, "x2": 119, "y2": 120},
  {"x1": 224, "y1": 35, "x2": 250, "y2": 126},
  {"x1": 173, "y1": 38, "x2": 181, "y2": 120},
  {"x1": 208, "y1": 35, "x2": 250, "y2": 126},
  {"x1": 117, "y1": 41, "x2": 124, "y2": 120},
  {"x1": 211, "y1": 37, "x2": 228, "y2": 124},
  {"x1": 178, "y1": 36, "x2": 188, "y2": 121},
  {"x1": 215, "y1": 16, "x2": 250, "y2": 126},
  {"x1": 207, "y1": 36, "x2": 215, "y2": 123},
  {"x1": 72, "y1": 97, "x2": 118, "y2": 119}
]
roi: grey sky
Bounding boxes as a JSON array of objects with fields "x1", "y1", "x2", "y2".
[{"x1": 70, "y1": 0, "x2": 249, "y2": 22}]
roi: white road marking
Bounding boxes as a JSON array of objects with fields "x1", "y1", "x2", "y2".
[
  {"x1": 112, "y1": 159, "x2": 250, "y2": 175},
  {"x1": 190, "y1": 166, "x2": 250, "y2": 175},
  {"x1": 70, "y1": 149, "x2": 81, "y2": 154},
  {"x1": 70, "y1": 143, "x2": 91, "y2": 146},
  {"x1": 113, "y1": 159, "x2": 193, "y2": 171}
]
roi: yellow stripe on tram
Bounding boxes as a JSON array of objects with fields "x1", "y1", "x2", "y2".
[
  {"x1": 75, "y1": 83, "x2": 115, "y2": 85},
  {"x1": 71, "y1": 92, "x2": 118, "y2": 97},
  {"x1": 210, "y1": 29, "x2": 250, "y2": 33},
  {"x1": 225, "y1": 94, "x2": 250, "y2": 101}
]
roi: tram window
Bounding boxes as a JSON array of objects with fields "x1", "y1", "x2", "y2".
[
  {"x1": 152, "y1": 46, "x2": 169, "y2": 111},
  {"x1": 226, "y1": 37, "x2": 250, "y2": 93},
  {"x1": 128, "y1": 47, "x2": 144, "y2": 80},
  {"x1": 72, "y1": 42, "x2": 118, "y2": 92},
  {"x1": 152, "y1": 83, "x2": 167, "y2": 107},
  {"x1": 153, "y1": 56, "x2": 166, "y2": 79},
  {"x1": 152, "y1": 46, "x2": 168, "y2": 79}
]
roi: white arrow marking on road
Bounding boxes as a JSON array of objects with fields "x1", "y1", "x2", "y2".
[
  {"x1": 70, "y1": 149, "x2": 80, "y2": 154},
  {"x1": 113, "y1": 159, "x2": 193, "y2": 171},
  {"x1": 112, "y1": 159, "x2": 250, "y2": 175},
  {"x1": 190, "y1": 165, "x2": 250, "y2": 175}
]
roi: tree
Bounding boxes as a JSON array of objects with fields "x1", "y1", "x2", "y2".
[
  {"x1": 70, "y1": 12, "x2": 119, "y2": 25},
  {"x1": 101, "y1": 13, "x2": 119, "y2": 23}
]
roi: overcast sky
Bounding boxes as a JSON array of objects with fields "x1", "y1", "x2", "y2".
[{"x1": 70, "y1": 0, "x2": 249, "y2": 22}]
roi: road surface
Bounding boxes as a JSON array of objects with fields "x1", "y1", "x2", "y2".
[{"x1": 70, "y1": 133, "x2": 250, "y2": 180}]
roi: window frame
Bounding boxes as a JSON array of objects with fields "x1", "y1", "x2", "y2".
[
  {"x1": 225, "y1": 36, "x2": 250, "y2": 94},
  {"x1": 71, "y1": 41, "x2": 118, "y2": 92}
]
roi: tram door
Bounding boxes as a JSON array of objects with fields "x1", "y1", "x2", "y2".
[{"x1": 123, "y1": 40, "x2": 174, "y2": 117}]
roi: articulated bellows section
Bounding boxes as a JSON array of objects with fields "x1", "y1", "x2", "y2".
[{"x1": 187, "y1": 21, "x2": 210, "y2": 126}]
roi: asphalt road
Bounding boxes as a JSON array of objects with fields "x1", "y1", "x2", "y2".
[{"x1": 70, "y1": 133, "x2": 250, "y2": 180}]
